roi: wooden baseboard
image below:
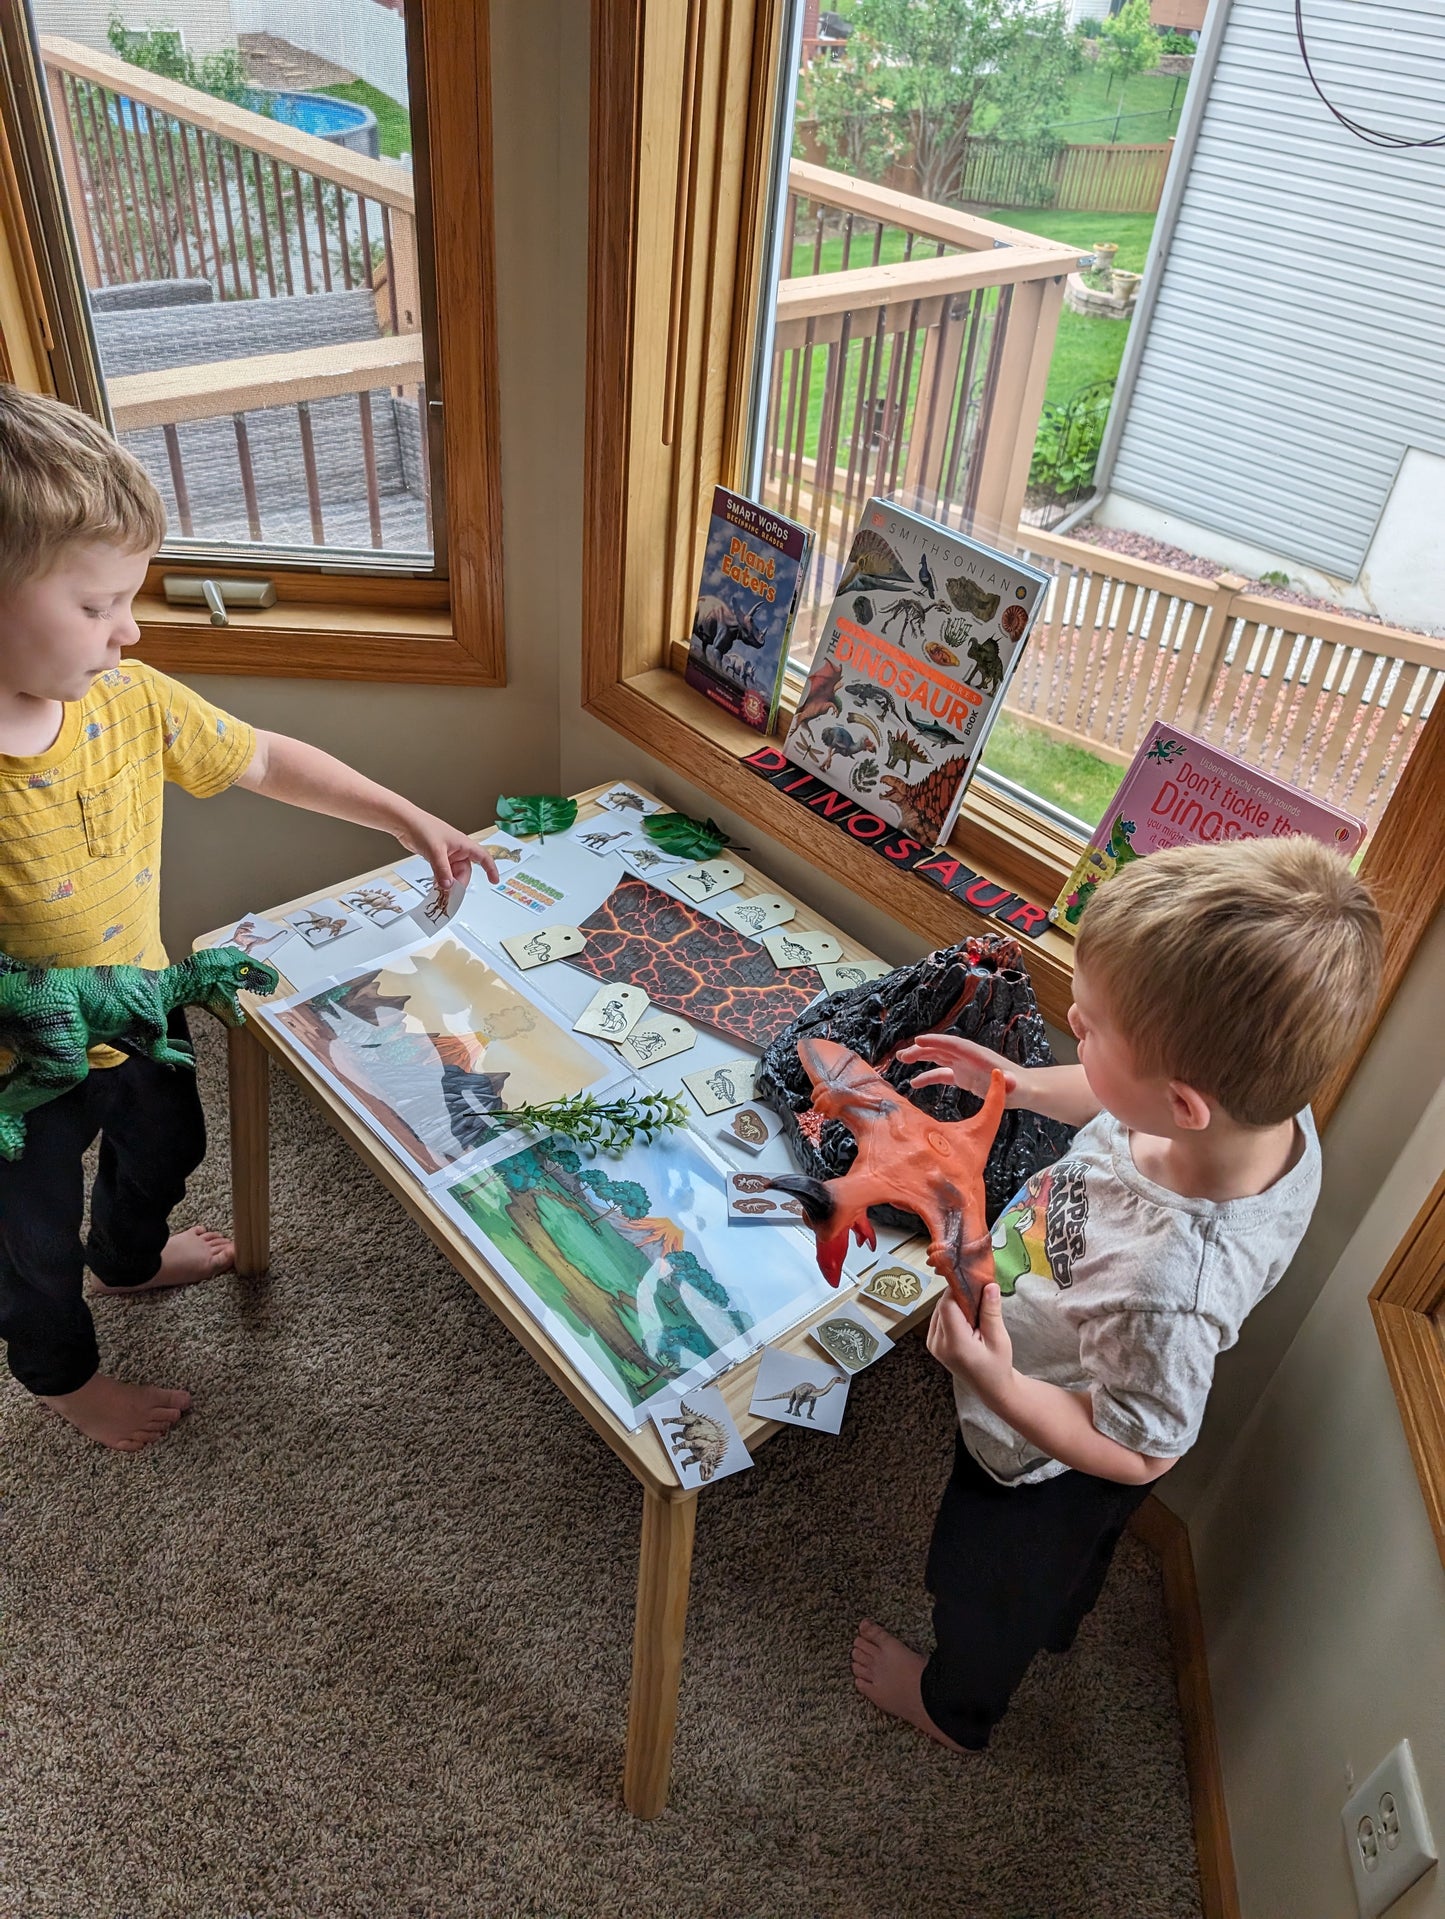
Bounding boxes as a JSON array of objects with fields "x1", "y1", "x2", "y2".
[{"x1": 1129, "y1": 1495, "x2": 1241, "y2": 1919}]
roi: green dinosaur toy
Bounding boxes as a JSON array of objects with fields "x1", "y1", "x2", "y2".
[{"x1": 0, "y1": 945, "x2": 279, "y2": 1159}]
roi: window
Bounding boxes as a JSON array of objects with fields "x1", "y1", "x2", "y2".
[
  {"x1": 0, "y1": 0, "x2": 501, "y2": 681},
  {"x1": 1371, "y1": 1165, "x2": 1445, "y2": 1577},
  {"x1": 583, "y1": 0, "x2": 1445, "y2": 1087}
]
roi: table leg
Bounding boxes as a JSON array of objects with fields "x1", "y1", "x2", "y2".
[
  {"x1": 227, "y1": 1024, "x2": 271, "y2": 1277},
  {"x1": 623, "y1": 1485, "x2": 697, "y2": 1818}
]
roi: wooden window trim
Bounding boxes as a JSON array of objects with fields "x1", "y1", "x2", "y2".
[
  {"x1": 1370, "y1": 1166, "x2": 1445, "y2": 1574},
  {"x1": 583, "y1": 0, "x2": 1445, "y2": 1078},
  {"x1": 0, "y1": 0, "x2": 503, "y2": 686}
]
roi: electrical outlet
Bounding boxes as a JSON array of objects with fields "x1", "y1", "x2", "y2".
[{"x1": 1342, "y1": 1740, "x2": 1438, "y2": 1919}]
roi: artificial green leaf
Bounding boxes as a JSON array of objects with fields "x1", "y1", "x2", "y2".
[
  {"x1": 491, "y1": 1089, "x2": 690, "y2": 1156},
  {"x1": 643, "y1": 811, "x2": 736, "y2": 862},
  {"x1": 495, "y1": 793, "x2": 578, "y2": 843}
]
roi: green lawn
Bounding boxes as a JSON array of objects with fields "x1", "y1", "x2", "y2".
[
  {"x1": 983, "y1": 209, "x2": 1157, "y2": 407},
  {"x1": 320, "y1": 80, "x2": 412, "y2": 159},
  {"x1": 980, "y1": 711, "x2": 1121, "y2": 828},
  {"x1": 1043, "y1": 62, "x2": 1189, "y2": 143}
]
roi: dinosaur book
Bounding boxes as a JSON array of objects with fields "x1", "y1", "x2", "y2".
[
  {"x1": 1050, "y1": 722, "x2": 1367, "y2": 935},
  {"x1": 684, "y1": 486, "x2": 813, "y2": 734},
  {"x1": 781, "y1": 498, "x2": 1049, "y2": 844}
]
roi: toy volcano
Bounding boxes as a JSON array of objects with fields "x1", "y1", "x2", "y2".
[{"x1": 769, "y1": 1036, "x2": 1006, "y2": 1325}]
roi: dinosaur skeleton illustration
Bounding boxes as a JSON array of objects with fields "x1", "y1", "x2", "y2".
[{"x1": 814, "y1": 1319, "x2": 877, "y2": 1369}]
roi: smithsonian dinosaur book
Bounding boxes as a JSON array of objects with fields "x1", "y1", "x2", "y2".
[
  {"x1": 780, "y1": 498, "x2": 1050, "y2": 845},
  {"x1": 1051, "y1": 722, "x2": 1367, "y2": 935},
  {"x1": 684, "y1": 486, "x2": 814, "y2": 734}
]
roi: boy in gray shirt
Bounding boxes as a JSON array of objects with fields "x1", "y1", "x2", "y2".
[{"x1": 851, "y1": 836, "x2": 1382, "y2": 1751}]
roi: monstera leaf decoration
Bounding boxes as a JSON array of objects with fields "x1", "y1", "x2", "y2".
[
  {"x1": 495, "y1": 794, "x2": 578, "y2": 842},
  {"x1": 642, "y1": 811, "x2": 737, "y2": 862}
]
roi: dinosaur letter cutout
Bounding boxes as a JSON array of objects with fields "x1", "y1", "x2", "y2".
[{"x1": 769, "y1": 1037, "x2": 1006, "y2": 1325}]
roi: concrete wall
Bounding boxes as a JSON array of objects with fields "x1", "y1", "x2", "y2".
[{"x1": 1191, "y1": 1077, "x2": 1445, "y2": 1917}]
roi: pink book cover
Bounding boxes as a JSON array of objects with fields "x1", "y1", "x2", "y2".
[{"x1": 1052, "y1": 722, "x2": 1366, "y2": 934}]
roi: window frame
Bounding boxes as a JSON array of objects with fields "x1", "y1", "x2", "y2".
[
  {"x1": 0, "y1": 0, "x2": 504, "y2": 685},
  {"x1": 1370, "y1": 1164, "x2": 1445, "y2": 1576},
  {"x1": 582, "y1": 0, "x2": 1445, "y2": 1070}
]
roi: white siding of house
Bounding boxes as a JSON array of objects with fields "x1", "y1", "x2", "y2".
[
  {"x1": 230, "y1": 0, "x2": 409, "y2": 106},
  {"x1": 1105, "y1": 0, "x2": 1445, "y2": 580}
]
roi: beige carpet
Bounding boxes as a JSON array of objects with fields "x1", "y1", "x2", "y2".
[{"x1": 1, "y1": 1022, "x2": 1204, "y2": 1919}]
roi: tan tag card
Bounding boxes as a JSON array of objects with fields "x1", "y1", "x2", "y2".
[
  {"x1": 673, "y1": 859, "x2": 745, "y2": 904},
  {"x1": 809, "y1": 1308, "x2": 893, "y2": 1374},
  {"x1": 762, "y1": 927, "x2": 843, "y2": 969},
  {"x1": 682, "y1": 1058, "x2": 758, "y2": 1115},
  {"x1": 714, "y1": 1104, "x2": 780, "y2": 1157},
  {"x1": 617, "y1": 1015, "x2": 697, "y2": 1068},
  {"x1": 717, "y1": 893, "x2": 795, "y2": 936},
  {"x1": 573, "y1": 981, "x2": 649, "y2": 1041},
  {"x1": 500, "y1": 925, "x2": 588, "y2": 969},
  {"x1": 816, "y1": 959, "x2": 893, "y2": 994}
]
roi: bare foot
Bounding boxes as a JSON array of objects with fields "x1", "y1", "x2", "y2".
[
  {"x1": 38, "y1": 1373, "x2": 192, "y2": 1452},
  {"x1": 91, "y1": 1225, "x2": 234, "y2": 1295},
  {"x1": 851, "y1": 1619, "x2": 965, "y2": 1752}
]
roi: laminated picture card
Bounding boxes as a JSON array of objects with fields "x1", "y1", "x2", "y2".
[
  {"x1": 782, "y1": 497, "x2": 1050, "y2": 845},
  {"x1": 1052, "y1": 722, "x2": 1367, "y2": 934}
]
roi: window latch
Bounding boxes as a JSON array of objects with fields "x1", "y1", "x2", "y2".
[{"x1": 162, "y1": 576, "x2": 278, "y2": 627}]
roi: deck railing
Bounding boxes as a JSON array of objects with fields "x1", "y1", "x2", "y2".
[
  {"x1": 39, "y1": 34, "x2": 427, "y2": 552},
  {"x1": 1008, "y1": 528, "x2": 1445, "y2": 824},
  {"x1": 767, "y1": 162, "x2": 1077, "y2": 658}
]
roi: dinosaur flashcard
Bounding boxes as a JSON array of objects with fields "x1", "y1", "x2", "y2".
[
  {"x1": 652, "y1": 1386, "x2": 752, "y2": 1488},
  {"x1": 748, "y1": 1345, "x2": 849, "y2": 1434},
  {"x1": 594, "y1": 783, "x2": 662, "y2": 817},
  {"x1": 617, "y1": 836, "x2": 690, "y2": 880},
  {"x1": 284, "y1": 899, "x2": 364, "y2": 948},
  {"x1": 714, "y1": 1104, "x2": 779, "y2": 1158},
  {"x1": 815, "y1": 959, "x2": 893, "y2": 994},
  {"x1": 673, "y1": 859, "x2": 745, "y2": 904},
  {"x1": 500, "y1": 925, "x2": 587, "y2": 970},
  {"x1": 809, "y1": 1307, "x2": 892, "y2": 1374},
  {"x1": 860, "y1": 1261, "x2": 931, "y2": 1313},
  {"x1": 617, "y1": 1014, "x2": 696, "y2": 1069},
  {"x1": 407, "y1": 864, "x2": 472, "y2": 935},
  {"x1": 339, "y1": 875, "x2": 423, "y2": 929},
  {"x1": 761, "y1": 928, "x2": 842, "y2": 970},
  {"x1": 223, "y1": 912, "x2": 294, "y2": 961},
  {"x1": 682, "y1": 1058, "x2": 759, "y2": 1115},
  {"x1": 717, "y1": 893, "x2": 795, "y2": 937},
  {"x1": 727, "y1": 1171, "x2": 809, "y2": 1225},
  {"x1": 574, "y1": 878, "x2": 819, "y2": 1049},
  {"x1": 572, "y1": 981, "x2": 649, "y2": 1041}
]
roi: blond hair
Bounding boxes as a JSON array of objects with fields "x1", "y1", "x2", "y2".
[
  {"x1": 1075, "y1": 836, "x2": 1382, "y2": 1126},
  {"x1": 0, "y1": 384, "x2": 165, "y2": 591}
]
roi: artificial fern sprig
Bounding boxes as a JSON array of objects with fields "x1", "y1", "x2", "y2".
[{"x1": 491, "y1": 1088, "x2": 691, "y2": 1156}]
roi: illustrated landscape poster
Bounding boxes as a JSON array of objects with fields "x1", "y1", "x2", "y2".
[
  {"x1": 440, "y1": 1127, "x2": 835, "y2": 1428},
  {"x1": 265, "y1": 933, "x2": 613, "y2": 1178}
]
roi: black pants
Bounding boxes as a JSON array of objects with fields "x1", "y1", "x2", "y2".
[
  {"x1": 920, "y1": 1432, "x2": 1152, "y2": 1749},
  {"x1": 0, "y1": 1013, "x2": 206, "y2": 1397}
]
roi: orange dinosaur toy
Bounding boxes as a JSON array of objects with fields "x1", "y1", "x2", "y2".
[{"x1": 770, "y1": 1036, "x2": 1007, "y2": 1325}]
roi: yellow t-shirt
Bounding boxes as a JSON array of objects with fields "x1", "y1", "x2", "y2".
[{"x1": 0, "y1": 661, "x2": 255, "y2": 1063}]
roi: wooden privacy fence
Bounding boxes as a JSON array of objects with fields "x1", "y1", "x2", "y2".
[
  {"x1": 38, "y1": 35, "x2": 429, "y2": 552},
  {"x1": 1009, "y1": 528, "x2": 1445, "y2": 825},
  {"x1": 765, "y1": 163, "x2": 1076, "y2": 653}
]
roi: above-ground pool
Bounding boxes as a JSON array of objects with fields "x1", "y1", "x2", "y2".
[{"x1": 246, "y1": 89, "x2": 380, "y2": 160}]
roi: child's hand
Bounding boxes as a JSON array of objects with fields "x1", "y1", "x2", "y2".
[
  {"x1": 897, "y1": 1033, "x2": 1022, "y2": 1104},
  {"x1": 926, "y1": 1284, "x2": 1014, "y2": 1402},
  {"x1": 394, "y1": 808, "x2": 499, "y2": 895}
]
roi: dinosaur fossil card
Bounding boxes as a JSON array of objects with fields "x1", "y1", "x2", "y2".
[
  {"x1": 573, "y1": 877, "x2": 819, "y2": 1050},
  {"x1": 727, "y1": 1171, "x2": 808, "y2": 1224},
  {"x1": 781, "y1": 497, "x2": 1050, "y2": 843},
  {"x1": 859, "y1": 1260, "x2": 933, "y2": 1314},
  {"x1": 265, "y1": 931, "x2": 613, "y2": 1180},
  {"x1": 651, "y1": 1385, "x2": 753, "y2": 1489},
  {"x1": 713, "y1": 1103, "x2": 780, "y2": 1158},
  {"x1": 808, "y1": 1307, "x2": 894, "y2": 1374},
  {"x1": 438, "y1": 1126, "x2": 832, "y2": 1429},
  {"x1": 748, "y1": 1345, "x2": 849, "y2": 1435}
]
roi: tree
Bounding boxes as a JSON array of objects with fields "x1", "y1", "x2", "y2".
[
  {"x1": 1098, "y1": 0, "x2": 1163, "y2": 94},
  {"x1": 798, "y1": 0, "x2": 1081, "y2": 208}
]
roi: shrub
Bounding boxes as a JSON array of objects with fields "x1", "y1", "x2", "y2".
[
  {"x1": 107, "y1": 17, "x2": 255, "y2": 108},
  {"x1": 1029, "y1": 384, "x2": 1114, "y2": 499},
  {"x1": 1158, "y1": 28, "x2": 1197, "y2": 54}
]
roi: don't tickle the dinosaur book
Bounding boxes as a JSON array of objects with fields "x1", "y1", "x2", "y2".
[
  {"x1": 781, "y1": 498, "x2": 1050, "y2": 845},
  {"x1": 684, "y1": 486, "x2": 814, "y2": 734}
]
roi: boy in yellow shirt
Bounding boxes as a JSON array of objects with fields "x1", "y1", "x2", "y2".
[{"x1": 0, "y1": 385, "x2": 497, "y2": 1454}]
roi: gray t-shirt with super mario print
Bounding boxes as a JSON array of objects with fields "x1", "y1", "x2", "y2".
[{"x1": 953, "y1": 1108, "x2": 1321, "y2": 1486}]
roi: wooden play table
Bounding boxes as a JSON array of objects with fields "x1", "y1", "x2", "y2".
[{"x1": 202, "y1": 779, "x2": 942, "y2": 1818}]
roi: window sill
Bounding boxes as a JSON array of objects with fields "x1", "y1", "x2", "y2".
[
  {"x1": 587, "y1": 664, "x2": 1079, "y2": 1028},
  {"x1": 133, "y1": 576, "x2": 502, "y2": 685}
]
